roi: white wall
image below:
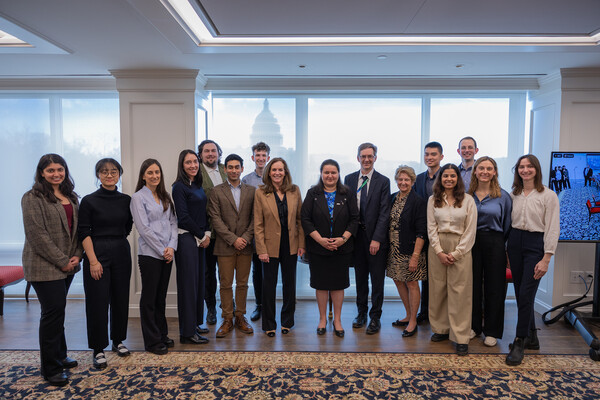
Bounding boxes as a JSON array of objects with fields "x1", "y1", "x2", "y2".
[{"x1": 529, "y1": 68, "x2": 600, "y2": 313}]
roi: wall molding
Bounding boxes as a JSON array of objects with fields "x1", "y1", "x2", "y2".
[{"x1": 0, "y1": 77, "x2": 116, "y2": 91}]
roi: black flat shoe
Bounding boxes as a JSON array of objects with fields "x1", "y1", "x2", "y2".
[
  {"x1": 352, "y1": 313, "x2": 367, "y2": 329},
  {"x1": 147, "y1": 344, "x2": 168, "y2": 355},
  {"x1": 281, "y1": 327, "x2": 290, "y2": 334},
  {"x1": 61, "y1": 357, "x2": 78, "y2": 369},
  {"x1": 206, "y1": 307, "x2": 217, "y2": 325},
  {"x1": 430, "y1": 333, "x2": 450, "y2": 342},
  {"x1": 112, "y1": 343, "x2": 131, "y2": 357},
  {"x1": 44, "y1": 372, "x2": 68, "y2": 387},
  {"x1": 392, "y1": 319, "x2": 409, "y2": 327},
  {"x1": 402, "y1": 326, "x2": 418, "y2": 337},
  {"x1": 266, "y1": 330, "x2": 276, "y2": 337},
  {"x1": 456, "y1": 343, "x2": 469, "y2": 356},
  {"x1": 180, "y1": 333, "x2": 209, "y2": 344},
  {"x1": 164, "y1": 338, "x2": 175, "y2": 348},
  {"x1": 250, "y1": 305, "x2": 261, "y2": 322},
  {"x1": 93, "y1": 352, "x2": 107, "y2": 369},
  {"x1": 366, "y1": 319, "x2": 381, "y2": 335},
  {"x1": 316, "y1": 327, "x2": 326, "y2": 335},
  {"x1": 196, "y1": 326, "x2": 210, "y2": 334}
]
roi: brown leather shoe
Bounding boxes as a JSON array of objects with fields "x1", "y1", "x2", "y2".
[
  {"x1": 235, "y1": 315, "x2": 254, "y2": 334},
  {"x1": 216, "y1": 318, "x2": 234, "y2": 338}
]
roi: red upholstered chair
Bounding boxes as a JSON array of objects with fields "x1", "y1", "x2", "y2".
[
  {"x1": 586, "y1": 199, "x2": 600, "y2": 221},
  {"x1": 0, "y1": 266, "x2": 25, "y2": 316}
]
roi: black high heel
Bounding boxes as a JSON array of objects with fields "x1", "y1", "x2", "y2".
[
  {"x1": 316, "y1": 327, "x2": 326, "y2": 335},
  {"x1": 266, "y1": 330, "x2": 275, "y2": 337},
  {"x1": 333, "y1": 322, "x2": 345, "y2": 337}
]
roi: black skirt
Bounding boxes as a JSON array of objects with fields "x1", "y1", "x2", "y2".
[{"x1": 309, "y1": 252, "x2": 351, "y2": 290}]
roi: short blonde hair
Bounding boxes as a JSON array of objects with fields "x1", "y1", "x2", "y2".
[{"x1": 394, "y1": 165, "x2": 416, "y2": 183}]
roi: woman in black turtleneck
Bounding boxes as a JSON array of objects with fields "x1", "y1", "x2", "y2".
[{"x1": 78, "y1": 158, "x2": 133, "y2": 369}]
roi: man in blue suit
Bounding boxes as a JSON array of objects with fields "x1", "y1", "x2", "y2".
[
  {"x1": 414, "y1": 141, "x2": 444, "y2": 324},
  {"x1": 344, "y1": 143, "x2": 391, "y2": 334}
]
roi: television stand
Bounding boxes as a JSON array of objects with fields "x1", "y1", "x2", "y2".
[{"x1": 565, "y1": 242, "x2": 600, "y2": 361}]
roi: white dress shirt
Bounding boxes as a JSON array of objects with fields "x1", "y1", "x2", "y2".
[
  {"x1": 427, "y1": 193, "x2": 477, "y2": 261},
  {"x1": 510, "y1": 186, "x2": 560, "y2": 254}
]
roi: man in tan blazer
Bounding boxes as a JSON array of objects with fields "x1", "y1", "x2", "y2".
[{"x1": 207, "y1": 154, "x2": 255, "y2": 338}]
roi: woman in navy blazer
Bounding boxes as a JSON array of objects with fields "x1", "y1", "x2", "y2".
[
  {"x1": 21, "y1": 153, "x2": 82, "y2": 386},
  {"x1": 386, "y1": 166, "x2": 427, "y2": 338},
  {"x1": 301, "y1": 159, "x2": 359, "y2": 337}
]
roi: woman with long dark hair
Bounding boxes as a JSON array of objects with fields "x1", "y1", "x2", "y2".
[
  {"x1": 172, "y1": 150, "x2": 210, "y2": 345},
  {"x1": 467, "y1": 157, "x2": 512, "y2": 347},
  {"x1": 254, "y1": 157, "x2": 305, "y2": 336},
  {"x1": 22, "y1": 153, "x2": 82, "y2": 386},
  {"x1": 427, "y1": 163, "x2": 477, "y2": 356},
  {"x1": 79, "y1": 158, "x2": 133, "y2": 369},
  {"x1": 505, "y1": 154, "x2": 559, "y2": 366},
  {"x1": 301, "y1": 159, "x2": 359, "y2": 337},
  {"x1": 130, "y1": 158, "x2": 178, "y2": 355}
]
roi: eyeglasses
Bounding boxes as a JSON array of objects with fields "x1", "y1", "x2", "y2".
[{"x1": 99, "y1": 169, "x2": 119, "y2": 177}]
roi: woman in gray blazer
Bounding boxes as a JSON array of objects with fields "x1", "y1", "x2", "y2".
[{"x1": 21, "y1": 154, "x2": 82, "y2": 387}]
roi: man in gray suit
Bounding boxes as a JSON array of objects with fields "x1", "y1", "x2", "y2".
[
  {"x1": 344, "y1": 143, "x2": 391, "y2": 335},
  {"x1": 208, "y1": 154, "x2": 255, "y2": 338}
]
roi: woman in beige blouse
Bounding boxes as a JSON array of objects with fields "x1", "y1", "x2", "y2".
[{"x1": 427, "y1": 163, "x2": 477, "y2": 356}]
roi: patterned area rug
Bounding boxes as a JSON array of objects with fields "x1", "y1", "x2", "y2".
[{"x1": 2, "y1": 350, "x2": 600, "y2": 399}]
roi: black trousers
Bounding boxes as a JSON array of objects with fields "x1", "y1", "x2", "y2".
[
  {"x1": 204, "y1": 239, "x2": 218, "y2": 310},
  {"x1": 31, "y1": 274, "x2": 74, "y2": 378},
  {"x1": 252, "y1": 253, "x2": 263, "y2": 306},
  {"x1": 83, "y1": 237, "x2": 131, "y2": 351},
  {"x1": 138, "y1": 255, "x2": 172, "y2": 349},
  {"x1": 507, "y1": 229, "x2": 544, "y2": 338},
  {"x1": 175, "y1": 233, "x2": 205, "y2": 337},
  {"x1": 262, "y1": 253, "x2": 297, "y2": 331},
  {"x1": 471, "y1": 230, "x2": 506, "y2": 338},
  {"x1": 353, "y1": 230, "x2": 387, "y2": 320}
]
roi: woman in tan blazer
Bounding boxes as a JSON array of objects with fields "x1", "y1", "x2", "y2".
[
  {"x1": 254, "y1": 157, "x2": 305, "y2": 337},
  {"x1": 21, "y1": 154, "x2": 82, "y2": 387}
]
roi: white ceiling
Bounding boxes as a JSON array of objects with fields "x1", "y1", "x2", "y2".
[{"x1": 0, "y1": 0, "x2": 599, "y2": 82}]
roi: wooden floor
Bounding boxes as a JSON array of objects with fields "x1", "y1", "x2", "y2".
[{"x1": 0, "y1": 297, "x2": 595, "y2": 356}]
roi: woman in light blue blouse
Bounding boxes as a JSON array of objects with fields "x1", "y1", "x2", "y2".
[
  {"x1": 467, "y1": 156, "x2": 512, "y2": 347},
  {"x1": 130, "y1": 158, "x2": 178, "y2": 355}
]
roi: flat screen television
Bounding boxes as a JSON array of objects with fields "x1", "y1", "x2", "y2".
[{"x1": 549, "y1": 152, "x2": 600, "y2": 242}]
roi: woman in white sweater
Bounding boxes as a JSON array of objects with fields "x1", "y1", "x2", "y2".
[
  {"x1": 427, "y1": 163, "x2": 477, "y2": 356},
  {"x1": 505, "y1": 154, "x2": 559, "y2": 366}
]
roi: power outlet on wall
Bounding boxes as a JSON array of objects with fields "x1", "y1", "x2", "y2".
[{"x1": 570, "y1": 271, "x2": 593, "y2": 284}]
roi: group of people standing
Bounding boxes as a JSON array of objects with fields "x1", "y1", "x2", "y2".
[{"x1": 21, "y1": 136, "x2": 559, "y2": 387}]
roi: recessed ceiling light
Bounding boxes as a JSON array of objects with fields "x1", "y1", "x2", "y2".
[
  {"x1": 455, "y1": 64, "x2": 465, "y2": 69},
  {"x1": 377, "y1": 55, "x2": 388, "y2": 60},
  {"x1": 298, "y1": 65, "x2": 306, "y2": 69}
]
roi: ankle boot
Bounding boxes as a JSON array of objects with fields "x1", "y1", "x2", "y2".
[
  {"x1": 524, "y1": 329, "x2": 540, "y2": 350},
  {"x1": 506, "y1": 337, "x2": 525, "y2": 366}
]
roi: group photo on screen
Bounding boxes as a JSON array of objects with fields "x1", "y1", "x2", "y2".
[{"x1": 550, "y1": 152, "x2": 600, "y2": 242}]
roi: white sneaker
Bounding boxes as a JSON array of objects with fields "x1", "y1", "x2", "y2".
[
  {"x1": 484, "y1": 336, "x2": 497, "y2": 347},
  {"x1": 469, "y1": 329, "x2": 478, "y2": 340}
]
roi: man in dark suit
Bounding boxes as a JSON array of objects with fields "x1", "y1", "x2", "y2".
[
  {"x1": 344, "y1": 143, "x2": 391, "y2": 334},
  {"x1": 414, "y1": 141, "x2": 444, "y2": 324},
  {"x1": 584, "y1": 165, "x2": 593, "y2": 187},
  {"x1": 207, "y1": 154, "x2": 255, "y2": 338},
  {"x1": 198, "y1": 139, "x2": 228, "y2": 326}
]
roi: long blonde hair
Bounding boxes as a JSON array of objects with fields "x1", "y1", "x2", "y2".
[{"x1": 468, "y1": 156, "x2": 502, "y2": 198}]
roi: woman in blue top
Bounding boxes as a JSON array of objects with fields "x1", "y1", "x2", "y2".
[
  {"x1": 467, "y1": 156, "x2": 512, "y2": 347},
  {"x1": 172, "y1": 150, "x2": 211, "y2": 345},
  {"x1": 130, "y1": 158, "x2": 178, "y2": 355}
]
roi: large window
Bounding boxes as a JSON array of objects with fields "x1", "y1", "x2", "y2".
[
  {"x1": 1, "y1": 94, "x2": 120, "y2": 296},
  {"x1": 205, "y1": 92, "x2": 526, "y2": 298}
]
